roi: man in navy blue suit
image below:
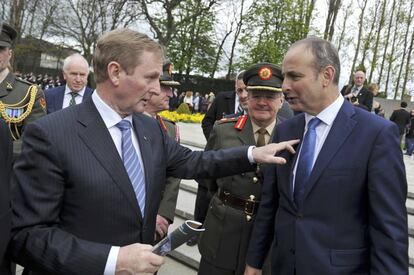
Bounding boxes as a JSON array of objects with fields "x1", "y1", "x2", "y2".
[
  {"x1": 44, "y1": 53, "x2": 93, "y2": 113},
  {"x1": 245, "y1": 37, "x2": 408, "y2": 275}
]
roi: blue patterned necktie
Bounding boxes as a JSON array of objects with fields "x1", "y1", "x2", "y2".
[
  {"x1": 294, "y1": 117, "x2": 321, "y2": 206},
  {"x1": 116, "y1": 120, "x2": 146, "y2": 217}
]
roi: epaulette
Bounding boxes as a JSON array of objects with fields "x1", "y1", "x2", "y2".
[
  {"x1": 234, "y1": 114, "x2": 248, "y2": 130},
  {"x1": 217, "y1": 117, "x2": 239, "y2": 124},
  {"x1": 15, "y1": 77, "x2": 33, "y2": 86}
]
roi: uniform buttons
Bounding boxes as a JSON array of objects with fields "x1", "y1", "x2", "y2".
[{"x1": 252, "y1": 177, "x2": 258, "y2": 183}]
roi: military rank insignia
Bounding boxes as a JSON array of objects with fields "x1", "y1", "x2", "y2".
[
  {"x1": 258, "y1": 66, "x2": 272, "y2": 81},
  {"x1": 234, "y1": 114, "x2": 248, "y2": 130}
]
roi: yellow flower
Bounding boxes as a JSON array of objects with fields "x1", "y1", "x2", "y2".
[{"x1": 158, "y1": 111, "x2": 205, "y2": 123}]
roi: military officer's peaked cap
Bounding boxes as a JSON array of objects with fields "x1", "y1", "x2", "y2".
[
  {"x1": 0, "y1": 23, "x2": 17, "y2": 48},
  {"x1": 160, "y1": 60, "x2": 180, "y2": 87},
  {"x1": 243, "y1": 62, "x2": 283, "y2": 92}
]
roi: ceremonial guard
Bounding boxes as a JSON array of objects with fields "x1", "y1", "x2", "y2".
[
  {"x1": 198, "y1": 63, "x2": 285, "y2": 275},
  {"x1": 145, "y1": 60, "x2": 181, "y2": 241},
  {"x1": 0, "y1": 23, "x2": 46, "y2": 156}
]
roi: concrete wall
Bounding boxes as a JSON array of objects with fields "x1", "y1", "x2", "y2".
[{"x1": 376, "y1": 98, "x2": 414, "y2": 119}]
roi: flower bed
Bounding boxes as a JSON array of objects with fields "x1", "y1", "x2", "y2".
[{"x1": 159, "y1": 110, "x2": 204, "y2": 123}]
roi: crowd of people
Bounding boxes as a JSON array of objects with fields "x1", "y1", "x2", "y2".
[
  {"x1": 15, "y1": 71, "x2": 64, "y2": 90},
  {"x1": 0, "y1": 21, "x2": 413, "y2": 275}
]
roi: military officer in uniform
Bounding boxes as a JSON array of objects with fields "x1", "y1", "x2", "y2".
[
  {"x1": 144, "y1": 60, "x2": 181, "y2": 241},
  {"x1": 0, "y1": 23, "x2": 46, "y2": 156},
  {"x1": 198, "y1": 63, "x2": 285, "y2": 275}
]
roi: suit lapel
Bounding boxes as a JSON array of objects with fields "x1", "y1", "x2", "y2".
[
  {"x1": 287, "y1": 116, "x2": 305, "y2": 204},
  {"x1": 77, "y1": 99, "x2": 142, "y2": 220},
  {"x1": 82, "y1": 87, "x2": 93, "y2": 102},
  {"x1": 132, "y1": 114, "x2": 153, "y2": 221},
  {"x1": 302, "y1": 101, "x2": 356, "y2": 201},
  {"x1": 56, "y1": 87, "x2": 65, "y2": 110}
]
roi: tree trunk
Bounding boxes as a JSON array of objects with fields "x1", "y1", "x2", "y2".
[
  {"x1": 378, "y1": 0, "x2": 397, "y2": 86},
  {"x1": 394, "y1": 2, "x2": 413, "y2": 97},
  {"x1": 226, "y1": 0, "x2": 245, "y2": 79},
  {"x1": 401, "y1": 21, "x2": 414, "y2": 99},
  {"x1": 348, "y1": 0, "x2": 368, "y2": 85},
  {"x1": 368, "y1": 0, "x2": 387, "y2": 84}
]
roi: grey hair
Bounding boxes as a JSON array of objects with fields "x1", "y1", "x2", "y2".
[
  {"x1": 62, "y1": 53, "x2": 89, "y2": 72},
  {"x1": 290, "y1": 37, "x2": 340, "y2": 85}
]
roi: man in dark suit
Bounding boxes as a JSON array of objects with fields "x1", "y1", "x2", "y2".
[
  {"x1": 246, "y1": 37, "x2": 407, "y2": 275},
  {"x1": 340, "y1": 70, "x2": 373, "y2": 111},
  {"x1": 201, "y1": 71, "x2": 248, "y2": 140},
  {"x1": 9, "y1": 28, "x2": 297, "y2": 275},
  {"x1": 390, "y1": 101, "x2": 411, "y2": 145},
  {"x1": 44, "y1": 53, "x2": 93, "y2": 114},
  {"x1": 0, "y1": 120, "x2": 12, "y2": 274}
]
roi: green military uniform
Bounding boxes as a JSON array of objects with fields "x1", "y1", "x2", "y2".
[
  {"x1": 198, "y1": 116, "x2": 274, "y2": 275},
  {"x1": 155, "y1": 60, "x2": 181, "y2": 236},
  {"x1": 0, "y1": 70, "x2": 46, "y2": 156},
  {"x1": 0, "y1": 23, "x2": 46, "y2": 156},
  {"x1": 198, "y1": 62, "x2": 284, "y2": 275},
  {"x1": 156, "y1": 115, "x2": 181, "y2": 223}
]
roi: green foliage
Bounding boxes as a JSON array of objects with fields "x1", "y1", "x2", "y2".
[
  {"x1": 237, "y1": 0, "x2": 315, "y2": 69},
  {"x1": 163, "y1": 0, "x2": 218, "y2": 76},
  {"x1": 176, "y1": 103, "x2": 191, "y2": 114}
]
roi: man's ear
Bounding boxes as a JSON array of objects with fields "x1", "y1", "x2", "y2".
[
  {"x1": 107, "y1": 61, "x2": 121, "y2": 86},
  {"x1": 322, "y1": 65, "x2": 335, "y2": 87}
]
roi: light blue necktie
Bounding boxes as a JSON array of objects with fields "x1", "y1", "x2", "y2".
[
  {"x1": 116, "y1": 120, "x2": 146, "y2": 217},
  {"x1": 294, "y1": 117, "x2": 321, "y2": 206}
]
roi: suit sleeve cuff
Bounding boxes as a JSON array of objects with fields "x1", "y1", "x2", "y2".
[
  {"x1": 103, "y1": 246, "x2": 120, "y2": 275},
  {"x1": 248, "y1": 146, "x2": 256, "y2": 164}
]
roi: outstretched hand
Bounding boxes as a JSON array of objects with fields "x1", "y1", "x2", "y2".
[{"x1": 252, "y1": 139, "x2": 299, "y2": 164}]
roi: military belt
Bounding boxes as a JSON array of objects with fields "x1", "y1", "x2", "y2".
[{"x1": 217, "y1": 189, "x2": 259, "y2": 216}]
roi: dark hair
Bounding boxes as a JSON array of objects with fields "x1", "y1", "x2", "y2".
[
  {"x1": 290, "y1": 37, "x2": 340, "y2": 85},
  {"x1": 401, "y1": 101, "x2": 407, "y2": 108}
]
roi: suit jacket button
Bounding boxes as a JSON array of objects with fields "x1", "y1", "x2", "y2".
[
  {"x1": 290, "y1": 248, "x2": 295, "y2": 254},
  {"x1": 297, "y1": 213, "x2": 303, "y2": 218}
]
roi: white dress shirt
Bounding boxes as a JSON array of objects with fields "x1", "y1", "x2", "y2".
[
  {"x1": 62, "y1": 85, "x2": 86, "y2": 109},
  {"x1": 292, "y1": 94, "x2": 344, "y2": 191}
]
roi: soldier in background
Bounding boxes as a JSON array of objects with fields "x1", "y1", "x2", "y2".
[
  {"x1": 144, "y1": 60, "x2": 181, "y2": 241},
  {"x1": 197, "y1": 63, "x2": 284, "y2": 275},
  {"x1": 0, "y1": 23, "x2": 46, "y2": 156}
]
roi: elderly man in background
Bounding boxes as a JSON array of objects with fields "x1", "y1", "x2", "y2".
[{"x1": 44, "y1": 53, "x2": 93, "y2": 113}]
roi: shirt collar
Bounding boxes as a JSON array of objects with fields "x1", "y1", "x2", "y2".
[
  {"x1": 65, "y1": 85, "x2": 86, "y2": 97},
  {"x1": 304, "y1": 94, "x2": 344, "y2": 127},
  {"x1": 92, "y1": 91, "x2": 133, "y2": 129},
  {"x1": 251, "y1": 118, "x2": 276, "y2": 135}
]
